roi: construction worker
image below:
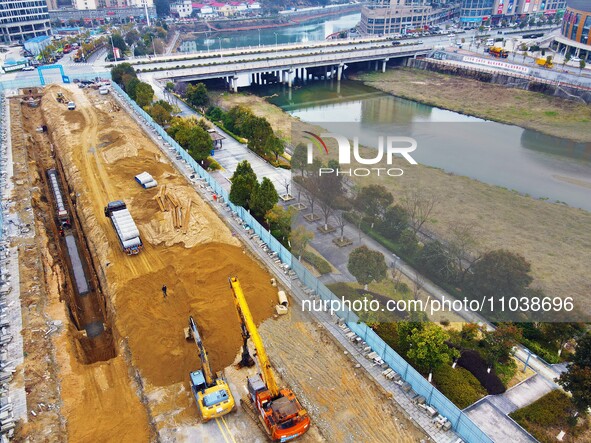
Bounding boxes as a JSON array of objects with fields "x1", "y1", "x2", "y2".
[{"x1": 162, "y1": 285, "x2": 167, "y2": 298}]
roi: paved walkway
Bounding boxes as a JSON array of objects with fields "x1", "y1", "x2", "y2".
[
  {"x1": 464, "y1": 374, "x2": 555, "y2": 443},
  {"x1": 141, "y1": 74, "x2": 290, "y2": 193}
]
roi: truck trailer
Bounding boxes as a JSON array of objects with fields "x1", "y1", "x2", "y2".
[{"x1": 104, "y1": 201, "x2": 142, "y2": 255}]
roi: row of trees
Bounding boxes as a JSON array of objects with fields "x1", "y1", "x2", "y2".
[
  {"x1": 111, "y1": 64, "x2": 213, "y2": 163},
  {"x1": 207, "y1": 106, "x2": 284, "y2": 162}
]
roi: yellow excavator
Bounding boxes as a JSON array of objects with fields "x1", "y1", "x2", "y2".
[
  {"x1": 187, "y1": 316, "x2": 236, "y2": 421},
  {"x1": 229, "y1": 277, "x2": 310, "y2": 441}
]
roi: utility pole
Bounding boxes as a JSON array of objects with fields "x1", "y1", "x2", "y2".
[{"x1": 110, "y1": 33, "x2": 117, "y2": 62}]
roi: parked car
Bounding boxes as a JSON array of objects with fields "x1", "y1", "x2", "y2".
[
  {"x1": 67, "y1": 101, "x2": 76, "y2": 110},
  {"x1": 22, "y1": 66, "x2": 35, "y2": 71},
  {"x1": 570, "y1": 56, "x2": 582, "y2": 63},
  {"x1": 99, "y1": 87, "x2": 109, "y2": 95},
  {"x1": 392, "y1": 41, "x2": 401, "y2": 46}
]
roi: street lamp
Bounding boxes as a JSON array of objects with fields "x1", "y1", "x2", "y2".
[
  {"x1": 258, "y1": 28, "x2": 261, "y2": 47},
  {"x1": 274, "y1": 32, "x2": 278, "y2": 47},
  {"x1": 218, "y1": 37, "x2": 222, "y2": 52}
]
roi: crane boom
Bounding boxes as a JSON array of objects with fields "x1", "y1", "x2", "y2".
[
  {"x1": 229, "y1": 277, "x2": 280, "y2": 397},
  {"x1": 189, "y1": 316, "x2": 214, "y2": 386}
]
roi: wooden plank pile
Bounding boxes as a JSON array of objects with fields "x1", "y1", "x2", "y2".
[{"x1": 153, "y1": 185, "x2": 192, "y2": 232}]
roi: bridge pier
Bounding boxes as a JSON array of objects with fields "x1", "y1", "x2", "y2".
[
  {"x1": 382, "y1": 58, "x2": 389, "y2": 73},
  {"x1": 337, "y1": 63, "x2": 344, "y2": 81}
]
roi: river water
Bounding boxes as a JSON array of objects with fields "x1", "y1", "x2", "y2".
[
  {"x1": 264, "y1": 81, "x2": 591, "y2": 211},
  {"x1": 181, "y1": 13, "x2": 361, "y2": 52}
]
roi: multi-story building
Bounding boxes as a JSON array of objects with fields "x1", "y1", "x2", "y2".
[
  {"x1": 461, "y1": 0, "x2": 566, "y2": 25},
  {"x1": 0, "y1": 0, "x2": 51, "y2": 43},
  {"x1": 171, "y1": 0, "x2": 193, "y2": 17},
  {"x1": 553, "y1": 0, "x2": 590, "y2": 60},
  {"x1": 360, "y1": 0, "x2": 460, "y2": 35}
]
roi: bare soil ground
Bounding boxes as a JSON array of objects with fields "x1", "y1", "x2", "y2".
[
  {"x1": 10, "y1": 84, "x2": 428, "y2": 442},
  {"x1": 259, "y1": 311, "x2": 425, "y2": 443},
  {"x1": 218, "y1": 93, "x2": 591, "y2": 314},
  {"x1": 353, "y1": 68, "x2": 591, "y2": 143}
]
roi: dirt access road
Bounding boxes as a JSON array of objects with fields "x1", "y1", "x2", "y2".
[{"x1": 17, "y1": 84, "x2": 426, "y2": 442}]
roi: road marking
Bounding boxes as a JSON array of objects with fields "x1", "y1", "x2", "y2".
[
  {"x1": 215, "y1": 418, "x2": 231, "y2": 443},
  {"x1": 221, "y1": 416, "x2": 237, "y2": 443}
]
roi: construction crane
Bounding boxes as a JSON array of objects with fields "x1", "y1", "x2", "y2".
[
  {"x1": 187, "y1": 316, "x2": 236, "y2": 421},
  {"x1": 229, "y1": 277, "x2": 310, "y2": 441}
]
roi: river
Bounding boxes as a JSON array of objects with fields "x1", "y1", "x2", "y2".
[
  {"x1": 262, "y1": 81, "x2": 591, "y2": 211},
  {"x1": 180, "y1": 13, "x2": 361, "y2": 52}
]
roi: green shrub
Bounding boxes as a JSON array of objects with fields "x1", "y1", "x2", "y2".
[
  {"x1": 494, "y1": 358, "x2": 517, "y2": 386},
  {"x1": 520, "y1": 338, "x2": 561, "y2": 364},
  {"x1": 433, "y1": 364, "x2": 487, "y2": 409},
  {"x1": 509, "y1": 390, "x2": 590, "y2": 442},
  {"x1": 302, "y1": 251, "x2": 331, "y2": 275},
  {"x1": 207, "y1": 157, "x2": 221, "y2": 171}
]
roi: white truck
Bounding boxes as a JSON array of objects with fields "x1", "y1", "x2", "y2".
[{"x1": 104, "y1": 201, "x2": 142, "y2": 255}]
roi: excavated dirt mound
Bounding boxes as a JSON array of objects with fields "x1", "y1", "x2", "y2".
[{"x1": 39, "y1": 84, "x2": 278, "y2": 438}]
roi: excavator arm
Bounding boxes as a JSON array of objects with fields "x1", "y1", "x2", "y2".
[
  {"x1": 189, "y1": 316, "x2": 214, "y2": 387},
  {"x1": 229, "y1": 277, "x2": 280, "y2": 397}
]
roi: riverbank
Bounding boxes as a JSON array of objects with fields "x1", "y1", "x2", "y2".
[
  {"x1": 216, "y1": 91, "x2": 591, "y2": 311},
  {"x1": 351, "y1": 68, "x2": 591, "y2": 143}
]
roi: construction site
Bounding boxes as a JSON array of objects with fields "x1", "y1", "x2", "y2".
[{"x1": 2, "y1": 84, "x2": 426, "y2": 442}]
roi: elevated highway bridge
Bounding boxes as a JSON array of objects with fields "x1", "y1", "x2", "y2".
[{"x1": 123, "y1": 37, "x2": 433, "y2": 92}]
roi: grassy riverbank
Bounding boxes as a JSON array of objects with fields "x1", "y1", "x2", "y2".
[
  {"x1": 216, "y1": 91, "x2": 591, "y2": 308},
  {"x1": 352, "y1": 68, "x2": 591, "y2": 143}
]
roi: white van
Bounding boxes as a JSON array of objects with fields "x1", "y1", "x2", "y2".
[
  {"x1": 67, "y1": 101, "x2": 76, "y2": 110},
  {"x1": 486, "y1": 39, "x2": 495, "y2": 46}
]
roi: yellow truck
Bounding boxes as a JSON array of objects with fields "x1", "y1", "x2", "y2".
[{"x1": 535, "y1": 57, "x2": 554, "y2": 68}]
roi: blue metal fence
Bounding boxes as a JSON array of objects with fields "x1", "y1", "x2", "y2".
[
  {"x1": 112, "y1": 81, "x2": 492, "y2": 443},
  {"x1": 0, "y1": 71, "x2": 111, "y2": 91}
]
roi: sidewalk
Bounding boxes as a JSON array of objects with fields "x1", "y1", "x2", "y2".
[{"x1": 141, "y1": 75, "x2": 290, "y2": 193}]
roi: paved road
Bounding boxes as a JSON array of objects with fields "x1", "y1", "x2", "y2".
[{"x1": 141, "y1": 74, "x2": 290, "y2": 193}]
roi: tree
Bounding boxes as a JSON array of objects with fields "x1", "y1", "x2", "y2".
[
  {"x1": 401, "y1": 187, "x2": 437, "y2": 234},
  {"x1": 447, "y1": 223, "x2": 480, "y2": 284},
  {"x1": 264, "y1": 135, "x2": 284, "y2": 161},
  {"x1": 111, "y1": 33, "x2": 127, "y2": 53},
  {"x1": 124, "y1": 29, "x2": 140, "y2": 46},
  {"x1": 407, "y1": 324, "x2": 459, "y2": 375},
  {"x1": 465, "y1": 250, "x2": 533, "y2": 300},
  {"x1": 250, "y1": 177, "x2": 278, "y2": 219},
  {"x1": 230, "y1": 174, "x2": 256, "y2": 208},
  {"x1": 558, "y1": 366, "x2": 591, "y2": 413},
  {"x1": 376, "y1": 205, "x2": 409, "y2": 241},
  {"x1": 580, "y1": 59, "x2": 586, "y2": 72},
  {"x1": 347, "y1": 246, "x2": 387, "y2": 290},
  {"x1": 135, "y1": 82, "x2": 154, "y2": 108},
  {"x1": 229, "y1": 160, "x2": 258, "y2": 207},
  {"x1": 355, "y1": 184, "x2": 393, "y2": 224},
  {"x1": 291, "y1": 143, "x2": 308, "y2": 176},
  {"x1": 543, "y1": 323, "x2": 585, "y2": 356},
  {"x1": 481, "y1": 323, "x2": 522, "y2": 365},
  {"x1": 186, "y1": 83, "x2": 209, "y2": 109},
  {"x1": 266, "y1": 205, "x2": 294, "y2": 246},
  {"x1": 111, "y1": 62, "x2": 136, "y2": 85},
  {"x1": 558, "y1": 333, "x2": 591, "y2": 412},
  {"x1": 167, "y1": 117, "x2": 212, "y2": 161},
  {"x1": 150, "y1": 103, "x2": 171, "y2": 126},
  {"x1": 417, "y1": 241, "x2": 454, "y2": 284},
  {"x1": 123, "y1": 77, "x2": 141, "y2": 100},
  {"x1": 563, "y1": 52, "x2": 571, "y2": 67},
  {"x1": 399, "y1": 228, "x2": 420, "y2": 258},
  {"x1": 333, "y1": 211, "x2": 347, "y2": 242},
  {"x1": 290, "y1": 225, "x2": 313, "y2": 259}
]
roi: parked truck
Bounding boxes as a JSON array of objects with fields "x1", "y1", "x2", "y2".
[
  {"x1": 488, "y1": 46, "x2": 509, "y2": 58},
  {"x1": 104, "y1": 201, "x2": 142, "y2": 255},
  {"x1": 535, "y1": 57, "x2": 554, "y2": 68}
]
